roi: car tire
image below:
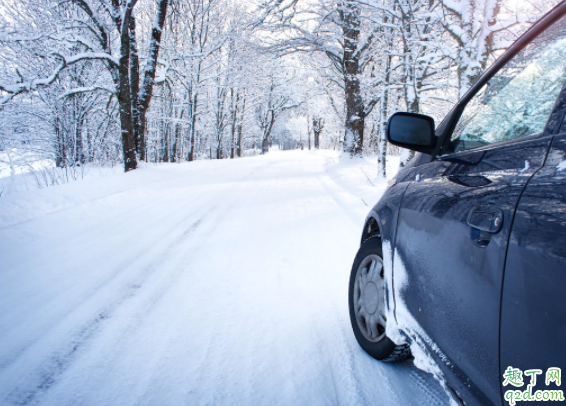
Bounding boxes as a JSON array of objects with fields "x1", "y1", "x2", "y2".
[{"x1": 348, "y1": 237, "x2": 411, "y2": 362}]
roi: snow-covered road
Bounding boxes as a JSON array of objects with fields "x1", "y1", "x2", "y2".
[{"x1": 0, "y1": 150, "x2": 452, "y2": 406}]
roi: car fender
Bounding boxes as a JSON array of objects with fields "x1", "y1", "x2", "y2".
[
  {"x1": 361, "y1": 169, "x2": 414, "y2": 248},
  {"x1": 360, "y1": 169, "x2": 415, "y2": 345}
]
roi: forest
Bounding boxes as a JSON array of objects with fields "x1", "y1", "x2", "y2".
[{"x1": 0, "y1": 0, "x2": 558, "y2": 179}]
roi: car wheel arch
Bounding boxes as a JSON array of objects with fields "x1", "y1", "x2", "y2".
[{"x1": 361, "y1": 215, "x2": 382, "y2": 244}]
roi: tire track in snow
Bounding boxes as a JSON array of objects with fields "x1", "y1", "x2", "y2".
[
  {"x1": 0, "y1": 190, "x2": 213, "y2": 373},
  {"x1": 324, "y1": 302, "x2": 366, "y2": 406},
  {"x1": 175, "y1": 157, "x2": 314, "y2": 406},
  {"x1": 0, "y1": 177, "x2": 213, "y2": 322},
  {"x1": 1, "y1": 158, "x2": 278, "y2": 406},
  {"x1": 316, "y1": 174, "x2": 367, "y2": 229},
  {"x1": 123, "y1": 159, "x2": 283, "y2": 406},
  {"x1": 179, "y1": 174, "x2": 266, "y2": 406},
  {"x1": 196, "y1": 155, "x2": 352, "y2": 406},
  {"x1": 0, "y1": 156, "x2": 268, "y2": 371},
  {"x1": 0, "y1": 159, "x2": 239, "y2": 231},
  {"x1": 1, "y1": 216, "x2": 207, "y2": 406},
  {"x1": 191, "y1": 155, "x2": 357, "y2": 406}
]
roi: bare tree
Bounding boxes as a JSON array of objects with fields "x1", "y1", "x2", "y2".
[
  {"x1": 312, "y1": 116, "x2": 324, "y2": 149},
  {"x1": 0, "y1": 0, "x2": 169, "y2": 171}
]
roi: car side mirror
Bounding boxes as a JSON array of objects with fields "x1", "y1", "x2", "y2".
[{"x1": 386, "y1": 112, "x2": 436, "y2": 154}]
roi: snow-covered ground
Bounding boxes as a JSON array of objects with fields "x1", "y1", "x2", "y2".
[
  {"x1": 0, "y1": 150, "x2": 452, "y2": 406},
  {"x1": 0, "y1": 148, "x2": 123, "y2": 197}
]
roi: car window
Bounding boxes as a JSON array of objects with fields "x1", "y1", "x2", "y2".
[{"x1": 444, "y1": 15, "x2": 566, "y2": 155}]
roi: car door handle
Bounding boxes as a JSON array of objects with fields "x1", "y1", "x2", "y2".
[{"x1": 467, "y1": 207, "x2": 503, "y2": 233}]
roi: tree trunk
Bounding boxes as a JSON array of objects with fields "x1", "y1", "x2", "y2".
[
  {"x1": 236, "y1": 92, "x2": 246, "y2": 158},
  {"x1": 117, "y1": 96, "x2": 137, "y2": 171},
  {"x1": 55, "y1": 118, "x2": 65, "y2": 167},
  {"x1": 453, "y1": 0, "x2": 502, "y2": 97},
  {"x1": 136, "y1": 0, "x2": 169, "y2": 162},
  {"x1": 172, "y1": 122, "x2": 181, "y2": 162},
  {"x1": 188, "y1": 93, "x2": 198, "y2": 162},
  {"x1": 378, "y1": 52, "x2": 392, "y2": 178},
  {"x1": 341, "y1": 1, "x2": 364, "y2": 157},
  {"x1": 312, "y1": 117, "x2": 323, "y2": 149},
  {"x1": 262, "y1": 137, "x2": 269, "y2": 154},
  {"x1": 129, "y1": 17, "x2": 141, "y2": 158},
  {"x1": 262, "y1": 111, "x2": 275, "y2": 155},
  {"x1": 230, "y1": 88, "x2": 239, "y2": 159},
  {"x1": 237, "y1": 124, "x2": 242, "y2": 158},
  {"x1": 162, "y1": 121, "x2": 169, "y2": 162},
  {"x1": 77, "y1": 109, "x2": 86, "y2": 164},
  {"x1": 117, "y1": 7, "x2": 137, "y2": 172}
]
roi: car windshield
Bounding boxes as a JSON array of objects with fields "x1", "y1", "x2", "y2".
[{"x1": 447, "y1": 15, "x2": 566, "y2": 154}]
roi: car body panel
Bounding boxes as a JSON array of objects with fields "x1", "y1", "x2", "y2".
[
  {"x1": 393, "y1": 134, "x2": 553, "y2": 405},
  {"x1": 362, "y1": 168, "x2": 414, "y2": 247},
  {"x1": 500, "y1": 132, "x2": 566, "y2": 404}
]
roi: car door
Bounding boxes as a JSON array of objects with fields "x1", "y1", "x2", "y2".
[
  {"x1": 392, "y1": 13, "x2": 566, "y2": 406},
  {"x1": 500, "y1": 131, "x2": 566, "y2": 404}
]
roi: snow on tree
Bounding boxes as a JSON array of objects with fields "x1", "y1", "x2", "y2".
[
  {"x1": 0, "y1": 0, "x2": 559, "y2": 179},
  {"x1": 0, "y1": 0, "x2": 169, "y2": 172}
]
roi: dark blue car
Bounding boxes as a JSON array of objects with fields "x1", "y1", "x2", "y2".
[{"x1": 348, "y1": 3, "x2": 566, "y2": 406}]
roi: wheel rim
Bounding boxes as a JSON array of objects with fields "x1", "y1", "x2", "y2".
[{"x1": 353, "y1": 254, "x2": 387, "y2": 343}]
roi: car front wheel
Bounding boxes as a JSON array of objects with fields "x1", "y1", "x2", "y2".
[{"x1": 348, "y1": 237, "x2": 411, "y2": 362}]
